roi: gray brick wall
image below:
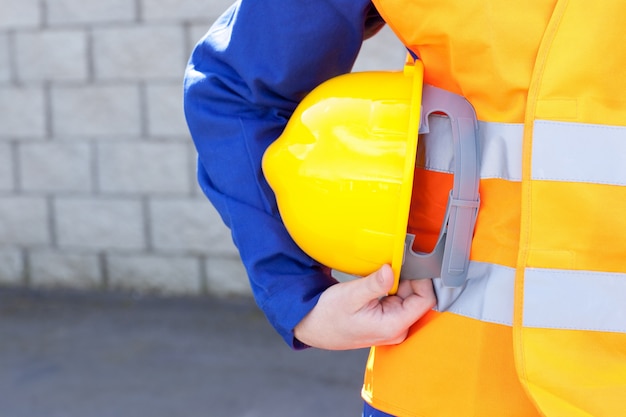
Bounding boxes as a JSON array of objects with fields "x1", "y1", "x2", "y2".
[{"x1": 0, "y1": 0, "x2": 405, "y2": 296}]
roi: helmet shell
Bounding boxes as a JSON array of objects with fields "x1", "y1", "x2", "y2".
[{"x1": 263, "y1": 63, "x2": 424, "y2": 293}]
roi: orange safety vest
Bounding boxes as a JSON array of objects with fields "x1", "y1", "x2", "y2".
[{"x1": 363, "y1": 1, "x2": 626, "y2": 416}]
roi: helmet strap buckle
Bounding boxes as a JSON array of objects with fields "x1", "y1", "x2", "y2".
[{"x1": 400, "y1": 84, "x2": 480, "y2": 289}]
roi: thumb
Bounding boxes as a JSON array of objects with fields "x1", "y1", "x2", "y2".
[{"x1": 347, "y1": 264, "x2": 395, "y2": 306}]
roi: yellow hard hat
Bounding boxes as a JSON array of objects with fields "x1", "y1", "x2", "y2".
[{"x1": 262, "y1": 62, "x2": 424, "y2": 294}]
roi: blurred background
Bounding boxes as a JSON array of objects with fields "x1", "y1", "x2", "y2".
[
  {"x1": 0, "y1": 0, "x2": 406, "y2": 416},
  {"x1": 0, "y1": 0, "x2": 405, "y2": 297}
]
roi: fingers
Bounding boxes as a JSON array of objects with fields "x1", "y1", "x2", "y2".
[
  {"x1": 344, "y1": 264, "x2": 395, "y2": 310},
  {"x1": 409, "y1": 276, "x2": 436, "y2": 296},
  {"x1": 294, "y1": 268, "x2": 436, "y2": 350},
  {"x1": 400, "y1": 278, "x2": 437, "y2": 315},
  {"x1": 396, "y1": 277, "x2": 435, "y2": 299}
]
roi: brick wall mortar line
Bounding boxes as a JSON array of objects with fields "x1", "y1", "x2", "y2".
[
  {"x1": 6, "y1": 29, "x2": 18, "y2": 85},
  {"x1": 99, "y1": 252, "x2": 109, "y2": 289},
  {"x1": 11, "y1": 141, "x2": 20, "y2": 192},
  {"x1": 47, "y1": 195, "x2": 57, "y2": 247},
  {"x1": 198, "y1": 255, "x2": 208, "y2": 295},
  {"x1": 186, "y1": 141, "x2": 197, "y2": 196},
  {"x1": 135, "y1": 0, "x2": 143, "y2": 23},
  {"x1": 40, "y1": 0, "x2": 48, "y2": 28},
  {"x1": 142, "y1": 196, "x2": 153, "y2": 252},
  {"x1": 44, "y1": 81, "x2": 53, "y2": 138},
  {"x1": 182, "y1": 22, "x2": 193, "y2": 62},
  {"x1": 91, "y1": 141, "x2": 99, "y2": 194},
  {"x1": 139, "y1": 81, "x2": 149, "y2": 138},
  {"x1": 23, "y1": 248, "x2": 31, "y2": 286},
  {"x1": 86, "y1": 28, "x2": 95, "y2": 83}
]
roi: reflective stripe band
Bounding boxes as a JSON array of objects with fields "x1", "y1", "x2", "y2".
[
  {"x1": 422, "y1": 118, "x2": 626, "y2": 185},
  {"x1": 418, "y1": 117, "x2": 523, "y2": 181},
  {"x1": 477, "y1": 122, "x2": 523, "y2": 181},
  {"x1": 434, "y1": 261, "x2": 515, "y2": 326},
  {"x1": 533, "y1": 120, "x2": 626, "y2": 186},
  {"x1": 439, "y1": 264, "x2": 626, "y2": 333},
  {"x1": 420, "y1": 118, "x2": 626, "y2": 333},
  {"x1": 524, "y1": 268, "x2": 626, "y2": 333}
]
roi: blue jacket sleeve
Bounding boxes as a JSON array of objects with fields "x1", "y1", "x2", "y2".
[{"x1": 183, "y1": 0, "x2": 384, "y2": 348}]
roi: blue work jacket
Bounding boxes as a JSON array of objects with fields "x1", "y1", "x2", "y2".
[{"x1": 183, "y1": 0, "x2": 384, "y2": 347}]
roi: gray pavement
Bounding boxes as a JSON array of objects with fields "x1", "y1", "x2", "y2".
[{"x1": 0, "y1": 288, "x2": 369, "y2": 417}]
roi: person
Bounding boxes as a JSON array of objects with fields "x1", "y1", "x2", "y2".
[{"x1": 183, "y1": 1, "x2": 626, "y2": 416}]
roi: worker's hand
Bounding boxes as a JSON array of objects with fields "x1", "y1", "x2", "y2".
[{"x1": 294, "y1": 264, "x2": 436, "y2": 350}]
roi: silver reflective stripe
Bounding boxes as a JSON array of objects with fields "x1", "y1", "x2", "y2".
[
  {"x1": 417, "y1": 117, "x2": 523, "y2": 181},
  {"x1": 532, "y1": 120, "x2": 626, "y2": 186},
  {"x1": 438, "y1": 264, "x2": 626, "y2": 333},
  {"x1": 524, "y1": 268, "x2": 626, "y2": 333},
  {"x1": 434, "y1": 261, "x2": 515, "y2": 326},
  {"x1": 477, "y1": 122, "x2": 523, "y2": 181}
]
